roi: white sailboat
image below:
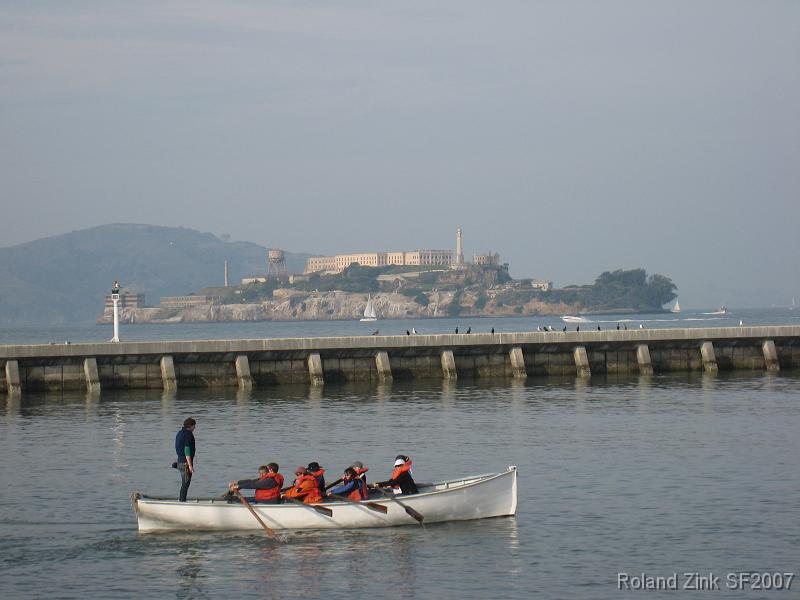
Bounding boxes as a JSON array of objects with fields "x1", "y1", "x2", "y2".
[
  {"x1": 360, "y1": 294, "x2": 378, "y2": 322},
  {"x1": 671, "y1": 300, "x2": 681, "y2": 313},
  {"x1": 791, "y1": 298, "x2": 797, "y2": 311}
]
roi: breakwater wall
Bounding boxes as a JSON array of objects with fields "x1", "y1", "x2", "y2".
[{"x1": 2, "y1": 326, "x2": 799, "y2": 394}]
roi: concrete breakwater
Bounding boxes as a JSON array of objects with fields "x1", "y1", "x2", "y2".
[{"x1": 2, "y1": 326, "x2": 798, "y2": 394}]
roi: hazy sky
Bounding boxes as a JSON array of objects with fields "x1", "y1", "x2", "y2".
[{"x1": 1, "y1": 1, "x2": 798, "y2": 307}]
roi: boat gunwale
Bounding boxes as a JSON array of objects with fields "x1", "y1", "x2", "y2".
[{"x1": 134, "y1": 468, "x2": 515, "y2": 508}]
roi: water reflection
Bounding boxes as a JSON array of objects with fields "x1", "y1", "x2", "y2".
[
  {"x1": 375, "y1": 381, "x2": 393, "y2": 404},
  {"x1": 176, "y1": 545, "x2": 208, "y2": 599},
  {"x1": 235, "y1": 385, "x2": 252, "y2": 405},
  {"x1": 440, "y1": 379, "x2": 456, "y2": 408},
  {"x1": 6, "y1": 391, "x2": 21, "y2": 417},
  {"x1": 308, "y1": 384, "x2": 324, "y2": 402},
  {"x1": 85, "y1": 389, "x2": 100, "y2": 418}
]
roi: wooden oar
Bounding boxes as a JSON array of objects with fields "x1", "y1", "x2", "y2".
[
  {"x1": 324, "y1": 478, "x2": 343, "y2": 490},
  {"x1": 284, "y1": 496, "x2": 333, "y2": 517},
  {"x1": 375, "y1": 487, "x2": 424, "y2": 524},
  {"x1": 328, "y1": 492, "x2": 388, "y2": 514},
  {"x1": 235, "y1": 492, "x2": 281, "y2": 540}
]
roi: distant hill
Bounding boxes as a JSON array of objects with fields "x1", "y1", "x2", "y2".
[{"x1": 0, "y1": 224, "x2": 310, "y2": 325}]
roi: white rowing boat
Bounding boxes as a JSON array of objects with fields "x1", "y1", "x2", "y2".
[{"x1": 132, "y1": 466, "x2": 517, "y2": 532}]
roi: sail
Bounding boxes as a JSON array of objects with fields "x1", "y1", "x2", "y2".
[
  {"x1": 362, "y1": 295, "x2": 377, "y2": 320},
  {"x1": 670, "y1": 300, "x2": 681, "y2": 313}
]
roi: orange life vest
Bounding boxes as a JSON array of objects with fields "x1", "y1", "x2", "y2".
[
  {"x1": 285, "y1": 474, "x2": 322, "y2": 504},
  {"x1": 391, "y1": 462, "x2": 411, "y2": 482},
  {"x1": 254, "y1": 472, "x2": 284, "y2": 502}
]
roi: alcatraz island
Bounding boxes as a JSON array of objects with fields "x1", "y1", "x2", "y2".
[{"x1": 100, "y1": 228, "x2": 678, "y2": 324}]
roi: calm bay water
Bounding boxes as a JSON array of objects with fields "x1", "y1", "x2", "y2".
[
  {"x1": 1, "y1": 307, "x2": 798, "y2": 345},
  {"x1": 1, "y1": 313, "x2": 800, "y2": 599}
]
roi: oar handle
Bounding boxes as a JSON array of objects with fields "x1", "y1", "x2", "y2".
[{"x1": 324, "y1": 478, "x2": 343, "y2": 490}]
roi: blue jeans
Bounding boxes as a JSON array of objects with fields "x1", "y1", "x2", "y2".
[{"x1": 178, "y1": 463, "x2": 192, "y2": 502}]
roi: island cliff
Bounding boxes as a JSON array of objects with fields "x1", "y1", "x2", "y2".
[
  {"x1": 101, "y1": 289, "x2": 582, "y2": 324},
  {"x1": 100, "y1": 266, "x2": 675, "y2": 324}
]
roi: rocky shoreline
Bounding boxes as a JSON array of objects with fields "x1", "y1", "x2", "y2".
[{"x1": 99, "y1": 290, "x2": 584, "y2": 324}]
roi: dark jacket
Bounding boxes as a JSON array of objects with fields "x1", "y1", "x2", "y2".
[
  {"x1": 175, "y1": 427, "x2": 196, "y2": 463},
  {"x1": 237, "y1": 476, "x2": 279, "y2": 491},
  {"x1": 377, "y1": 470, "x2": 418, "y2": 495},
  {"x1": 310, "y1": 469, "x2": 326, "y2": 496}
]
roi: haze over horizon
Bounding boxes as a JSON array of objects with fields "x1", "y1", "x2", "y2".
[{"x1": 1, "y1": 1, "x2": 798, "y2": 309}]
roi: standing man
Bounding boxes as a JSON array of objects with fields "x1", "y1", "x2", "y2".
[{"x1": 175, "y1": 417, "x2": 196, "y2": 502}]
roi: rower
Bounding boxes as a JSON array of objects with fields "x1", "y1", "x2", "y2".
[
  {"x1": 307, "y1": 461, "x2": 326, "y2": 497},
  {"x1": 349, "y1": 461, "x2": 369, "y2": 496},
  {"x1": 229, "y1": 463, "x2": 284, "y2": 504},
  {"x1": 284, "y1": 466, "x2": 322, "y2": 504},
  {"x1": 329, "y1": 467, "x2": 367, "y2": 500},
  {"x1": 351, "y1": 461, "x2": 369, "y2": 488},
  {"x1": 374, "y1": 455, "x2": 418, "y2": 495}
]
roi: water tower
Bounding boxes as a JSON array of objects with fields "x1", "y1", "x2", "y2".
[{"x1": 267, "y1": 249, "x2": 286, "y2": 280}]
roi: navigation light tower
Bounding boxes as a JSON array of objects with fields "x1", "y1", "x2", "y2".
[{"x1": 111, "y1": 280, "x2": 121, "y2": 343}]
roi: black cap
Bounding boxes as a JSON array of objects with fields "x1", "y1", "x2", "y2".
[{"x1": 308, "y1": 461, "x2": 321, "y2": 471}]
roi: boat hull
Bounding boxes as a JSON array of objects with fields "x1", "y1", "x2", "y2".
[
  {"x1": 561, "y1": 316, "x2": 588, "y2": 323},
  {"x1": 133, "y1": 467, "x2": 517, "y2": 532}
]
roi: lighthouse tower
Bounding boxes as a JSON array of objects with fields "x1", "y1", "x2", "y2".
[{"x1": 455, "y1": 227, "x2": 464, "y2": 266}]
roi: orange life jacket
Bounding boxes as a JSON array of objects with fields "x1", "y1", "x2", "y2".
[
  {"x1": 254, "y1": 472, "x2": 284, "y2": 502},
  {"x1": 391, "y1": 462, "x2": 411, "y2": 483},
  {"x1": 285, "y1": 474, "x2": 322, "y2": 504}
]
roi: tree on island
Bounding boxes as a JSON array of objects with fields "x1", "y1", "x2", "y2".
[{"x1": 587, "y1": 269, "x2": 677, "y2": 310}]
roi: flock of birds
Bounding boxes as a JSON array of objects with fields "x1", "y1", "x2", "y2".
[{"x1": 370, "y1": 320, "x2": 747, "y2": 337}]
